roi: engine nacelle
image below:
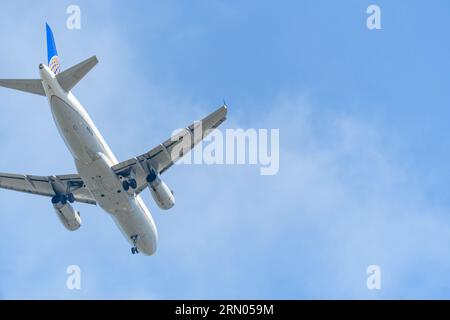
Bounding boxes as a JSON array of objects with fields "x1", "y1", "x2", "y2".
[
  {"x1": 147, "y1": 175, "x2": 175, "y2": 210},
  {"x1": 53, "y1": 201, "x2": 82, "y2": 231}
]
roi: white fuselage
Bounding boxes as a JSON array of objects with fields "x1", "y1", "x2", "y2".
[{"x1": 39, "y1": 65, "x2": 157, "y2": 255}]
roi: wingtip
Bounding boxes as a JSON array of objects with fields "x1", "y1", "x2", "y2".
[
  {"x1": 222, "y1": 99, "x2": 228, "y2": 112},
  {"x1": 221, "y1": 104, "x2": 228, "y2": 117}
]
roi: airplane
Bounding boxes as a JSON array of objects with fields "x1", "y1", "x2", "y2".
[{"x1": 0, "y1": 24, "x2": 227, "y2": 255}]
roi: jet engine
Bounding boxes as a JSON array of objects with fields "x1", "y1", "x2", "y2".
[
  {"x1": 146, "y1": 170, "x2": 175, "y2": 210},
  {"x1": 52, "y1": 196, "x2": 82, "y2": 231}
]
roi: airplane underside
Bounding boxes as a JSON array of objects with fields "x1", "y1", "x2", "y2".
[{"x1": 0, "y1": 23, "x2": 227, "y2": 256}]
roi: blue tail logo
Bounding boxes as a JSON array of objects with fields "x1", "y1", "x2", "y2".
[{"x1": 46, "y1": 23, "x2": 61, "y2": 74}]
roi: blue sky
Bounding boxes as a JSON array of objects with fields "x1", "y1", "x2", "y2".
[{"x1": 1, "y1": 0, "x2": 450, "y2": 299}]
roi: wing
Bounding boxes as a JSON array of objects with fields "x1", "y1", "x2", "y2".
[
  {"x1": 0, "y1": 173, "x2": 96, "y2": 205},
  {"x1": 111, "y1": 105, "x2": 227, "y2": 194}
]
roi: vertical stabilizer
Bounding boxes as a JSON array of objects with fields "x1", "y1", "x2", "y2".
[{"x1": 46, "y1": 23, "x2": 61, "y2": 74}]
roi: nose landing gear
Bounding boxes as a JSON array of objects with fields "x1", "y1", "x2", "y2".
[{"x1": 131, "y1": 234, "x2": 139, "y2": 254}]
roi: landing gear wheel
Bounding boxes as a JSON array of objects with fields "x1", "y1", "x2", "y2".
[
  {"x1": 130, "y1": 234, "x2": 139, "y2": 255},
  {"x1": 51, "y1": 195, "x2": 59, "y2": 204},
  {"x1": 60, "y1": 195, "x2": 67, "y2": 205},
  {"x1": 146, "y1": 170, "x2": 157, "y2": 183},
  {"x1": 122, "y1": 180, "x2": 130, "y2": 191},
  {"x1": 129, "y1": 179, "x2": 137, "y2": 189},
  {"x1": 67, "y1": 193, "x2": 75, "y2": 203},
  {"x1": 131, "y1": 247, "x2": 139, "y2": 254}
]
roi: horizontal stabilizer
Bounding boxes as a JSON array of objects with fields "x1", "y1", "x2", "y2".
[
  {"x1": 56, "y1": 56, "x2": 98, "y2": 92},
  {"x1": 0, "y1": 79, "x2": 45, "y2": 96}
]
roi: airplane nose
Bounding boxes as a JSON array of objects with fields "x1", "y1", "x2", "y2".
[{"x1": 39, "y1": 64, "x2": 44, "y2": 69}]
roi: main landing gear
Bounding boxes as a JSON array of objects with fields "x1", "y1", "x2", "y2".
[
  {"x1": 51, "y1": 193, "x2": 75, "y2": 205},
  {"x1": 131, "y1": 235, "x2": 139, "y2": 254},
  {"x1": 122, "y1": 178, "x2": 137, "y2": 191}
]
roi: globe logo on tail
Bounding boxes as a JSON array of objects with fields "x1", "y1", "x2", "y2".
[{"x1": 49, "y1": 56, "x2": 61, "y2": 75}]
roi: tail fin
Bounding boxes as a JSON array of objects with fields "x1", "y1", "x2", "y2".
[
  {"x1": 0, "y1": 24, "x2": 97, "y2": 96},
  {"x1": 46, "y1": 23, "x2": 61, "y2": 74}
]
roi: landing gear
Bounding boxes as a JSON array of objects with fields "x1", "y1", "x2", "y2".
[
  {"x1": 122, "y1": 178, "x2": 137, "y2": 191},
  {"x1": 67, "y1": 193, "x2": 75, "y2": 203},
  {"x1": 131, "y1": 234, "x2": 139, "y2": 254},
  {"x1": 131, "y1": 247, "x2": 139, "y2": 254},
  {"x1": 146, "y1": 170, "x2": 157, "y2": 183},
  {"x1": 51, "y1": 194, "x2": 67, "y2": 205},
  {"x1": 51, "y1": 193, "x2": 75, "y2": 204}
]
